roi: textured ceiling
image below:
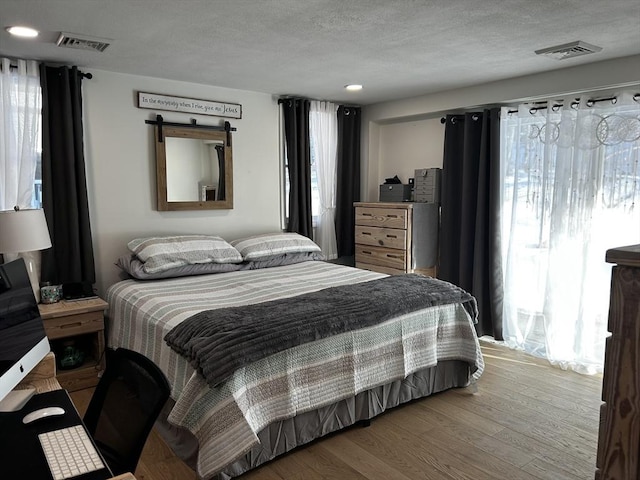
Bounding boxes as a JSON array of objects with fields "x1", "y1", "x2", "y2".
[{"x1": 1, "y1": 0, "x2": 639, "y2": 105}]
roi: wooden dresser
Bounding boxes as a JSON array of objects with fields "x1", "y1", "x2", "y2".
[
  {"x1": 595, "y1": 244, "x2": 640, "y2": 480},
  {"x1": 354, "y1": 201, "x2": 439, "y2": 276}
]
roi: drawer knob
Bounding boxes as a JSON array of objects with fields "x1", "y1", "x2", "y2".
[{"x1": 378, "y1": 240, "x2": 384, "y2": 246}]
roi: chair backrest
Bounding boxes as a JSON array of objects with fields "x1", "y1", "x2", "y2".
[{"x1": 83, "y1": 348, "x2": 170, "y2": 475}]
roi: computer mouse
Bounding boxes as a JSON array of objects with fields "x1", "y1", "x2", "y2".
[{"x1": 22, "y1": 406, "x2": 65, "y2": 424}]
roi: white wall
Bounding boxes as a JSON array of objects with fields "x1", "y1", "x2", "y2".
[
  {"x1": 362, "y1": 55, "x2": 640, "y2": 201},
  {"x1": 82, "y1": 70, "x2": 281, "y2": 294},
  {"x1": 377, "y1": 117, "x2": 445, "y2": 186}
]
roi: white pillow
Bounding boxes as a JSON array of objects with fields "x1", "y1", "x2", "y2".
[
  {"x1": 128, "y1": 235, "x2": 243, "y2": 274},
  {"x1": 230, "y1": 233, "x2": 321, "y2": 261}
]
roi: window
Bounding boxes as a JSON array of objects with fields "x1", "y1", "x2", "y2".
[
  {"x1": 500, "y1": 95, "x2": 640, "y2": 373},
  {"x1": 280, "y1": 100, "x2": 338, "y2": 259},
  {"x1": 0, "y1": 59, "x2": 42, "y2": 210}
]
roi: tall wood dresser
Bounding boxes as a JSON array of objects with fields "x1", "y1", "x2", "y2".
[
  {"x1": 354, "y1": 201, "x2": 439, "y2": 276},
  {"x1": 595, "y1": 244, "x2": 640, "y2": 480}
]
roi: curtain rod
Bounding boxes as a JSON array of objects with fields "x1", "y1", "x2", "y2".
[
  {"x1": 441, "y1": 93, "x2": 639, "y2": 122},
  {"x1": 506, "y1": 94, "x2": 639, "y2": 115},
  {"x1": 277, "y1": 97, "x2": 361, "y2": 108},
  {"x1": 439, "y1": 113, "x2": 480, "y2": 124},
  {"x1": 8, "y1": 63, "x2": 92, "y2": 79}
]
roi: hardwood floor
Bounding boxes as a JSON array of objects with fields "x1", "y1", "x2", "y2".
[{"x1": 71, "y1": 342, "x2": 603, "y2": 480}]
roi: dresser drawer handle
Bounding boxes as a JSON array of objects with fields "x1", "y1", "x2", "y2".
[
  {"x1": 386, "y1": 254, "x2": 402, "y2": 259},
  {"x1": 362, "y1": 213, "x2": 373, "y2": 217},
  {"x1": 386, "y1": 215, "x2": 398, "y2": 218},
  {"x1": 60, "y1": 322, "x2": 83, "y2": 329},
  {"x1": 362, "y1": 232, "x2": 372, "y2": 236},
  {"x1": 362, "y1": 250, "x2": 372, "y2": 255},
  {"x1": 386, "y1": 234, "x2": 397, "y2": 239}
]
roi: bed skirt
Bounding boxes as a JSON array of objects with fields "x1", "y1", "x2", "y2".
[{"x1": 155, "y1": 360, "x2": 471, "y2": 479}]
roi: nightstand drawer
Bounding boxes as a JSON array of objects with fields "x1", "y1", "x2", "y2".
[
  {"x1": 355, "y1": 226, "x2": 407, "y2": 249},
  {"x1": 44, "y1": 311, "x2": 104, "y2": 339},
  {"x1": 355, "y1": 244, "x2": 406, "y2": 270},
  {"x1": 355, "y1": 206, "x2": 408, "y2": 229}
]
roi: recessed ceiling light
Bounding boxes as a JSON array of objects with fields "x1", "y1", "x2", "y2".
[
  {"x1": 6, "y1": 26, "x2": 39, "y2": 38},
  {"x1": 345, "y1": 84, "x2": 363, "y2": 91}
]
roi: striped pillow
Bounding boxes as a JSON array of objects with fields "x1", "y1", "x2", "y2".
[
  {"x1": 230, "y1": 233, "x2": 321, "y2": 261},
  {"x1": 128, "y1": 235, "x2": 243, "y2": 274}
]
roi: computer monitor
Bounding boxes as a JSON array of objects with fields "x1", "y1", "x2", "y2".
[{"x1": 0, "y1": 258, "x2": 50, "y2": 411}]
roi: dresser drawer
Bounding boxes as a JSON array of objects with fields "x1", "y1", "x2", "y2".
[
  {"x1": 355, "y1": 206, "x2": 408, "y2": 229},
  {"x1": 355, "y1": 226, "x2": 407, "y2": 249},
  {"x1": 356, "y1": 261, "x2": 405, "y2": 276},
  {"x1": 355, "y1": 244, "x2": 406, "y2": 270}
]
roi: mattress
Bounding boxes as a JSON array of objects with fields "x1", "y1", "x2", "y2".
[{"x1": 106, "y1": 260, "x2": 484, "y2": 479}]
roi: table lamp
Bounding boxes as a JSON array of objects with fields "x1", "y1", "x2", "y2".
[{"x1": 0, "y1": 207, "x2": 52, "y2": 303}]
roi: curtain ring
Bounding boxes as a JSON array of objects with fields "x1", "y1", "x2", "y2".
[
  {"x1": 586, "y1": 99, "x2": 595, "y2": 107},
  {"x1": 529, "y1": 107, "x2": 538, "y2": 115},
  {"x1": 471, "y1": 114, "x2": 479, "y2": 121},
  {"x1": 552, "y1": 104, "x2": 561, "y2": 112},
  {"x1": 611, "y1": 97, "x2": 618, "y2": 105},
  {"x1": 634, "y1": 93, "x2": 640, "y2": 103},
  {"x1": 451, "y1": 117, "x2": 457, "y2": 124}
]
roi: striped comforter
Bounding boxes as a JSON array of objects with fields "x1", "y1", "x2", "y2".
[{"x1": 106, "y1": 261, "x2": 484, "y2": 479}]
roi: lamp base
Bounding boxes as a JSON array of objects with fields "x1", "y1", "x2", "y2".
[{"x1": 3, "y1": 251, "x2": 42, "y2": 303}]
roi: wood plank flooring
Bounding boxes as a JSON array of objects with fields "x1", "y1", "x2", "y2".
[{"x1": 70, "y1": 342, "x2": 603, "y2": 480}]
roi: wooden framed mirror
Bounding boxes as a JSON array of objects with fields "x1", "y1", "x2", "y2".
[{"x1": 154, "y1": 122, "x2": 233, "y2": 211}]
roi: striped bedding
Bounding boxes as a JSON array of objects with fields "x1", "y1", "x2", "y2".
[{"x1": 106, "y1": 261, "x2": 484, "y2": 479}]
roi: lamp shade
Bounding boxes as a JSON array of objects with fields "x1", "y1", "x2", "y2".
[{"x1": 0, "y1": 209, "x2": 52, "y2": 253}]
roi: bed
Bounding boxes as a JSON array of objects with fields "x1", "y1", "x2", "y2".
[{"x1": 105, "y1": 234, "x2": 484, "y2": 480}]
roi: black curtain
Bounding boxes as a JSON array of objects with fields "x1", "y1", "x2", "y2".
[
  {"x1": 439, "y1": 109, "x2": 503, "y2": 340},
  {"x1": 215, "y1": 144, "x2": 225, "y2": 201},
  {"x1": 335, "y1": 106, "x2": 361, "y2": 258},
  {"x1": 281, "y1": 98, "x2": 312, "y2": 238},
  {"x1": 40, "y1": 65, "x2": 96, "y2": 285}
]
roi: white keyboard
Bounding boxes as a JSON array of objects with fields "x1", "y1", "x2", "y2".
[{"x1": 38, "y1": 425, "x2": 106, "y2": 480}]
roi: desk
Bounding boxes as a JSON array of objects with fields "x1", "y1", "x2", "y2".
[
  {"x1": 0, "y1": 389, "x2": 114, "y2": 479},
  {"x1": 10, "y1": 353, "x2": 137, "y2": 480}
]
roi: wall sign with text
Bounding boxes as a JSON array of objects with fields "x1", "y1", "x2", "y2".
[{"x1": 137, "y1": 92, "x2": 242, "y2": 119}]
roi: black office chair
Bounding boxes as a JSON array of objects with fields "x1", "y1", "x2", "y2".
[{"x1": 83, "y1": 348, "x2": 171, "y2": 475}]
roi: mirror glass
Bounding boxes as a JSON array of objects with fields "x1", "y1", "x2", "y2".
[{"x1": 156, "y1": 125, "x2": 233, "y2": 210}]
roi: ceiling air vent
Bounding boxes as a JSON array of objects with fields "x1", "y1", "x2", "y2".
[
  {"x1": 56, "y1": 32, "x2": 111, "y2": 52},
  {"x1": 535, "y1": 41, "x2": 602, "y2": 60}
]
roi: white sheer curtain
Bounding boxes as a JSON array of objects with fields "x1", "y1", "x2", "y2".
[
  {"x1": 310, "y1": 100, "x2": 338, "y2": 259},
  {"x1": 500, "y1": 92, "x2": 640, "y2": 374},
  {"x1": 0, "y1": 58, "x2": 41, "y2": 211}
]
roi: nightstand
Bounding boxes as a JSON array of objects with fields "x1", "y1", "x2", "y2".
[{"x1": 38, "y1": 298, "x2": 108, "y2": 392}]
